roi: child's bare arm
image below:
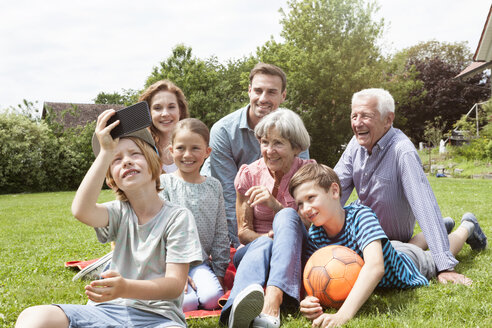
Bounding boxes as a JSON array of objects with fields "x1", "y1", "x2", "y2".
[
  {"x1": 313, "y1": 240, "x2": 385, "y2": 327},
  {"x1": 71, "y1": 110, "x2": 119, "y2": 227},
  {"x1": 85, "y1": 263, "x2": 189, "y2": 302}
]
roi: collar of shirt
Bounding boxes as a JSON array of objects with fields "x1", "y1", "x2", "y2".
[
  {"x1": 239, "y1": 105, "x2": 252, "y2": 131},
  {"x1": 369, "y1": 126, "x2": 396, "y2": 155}
]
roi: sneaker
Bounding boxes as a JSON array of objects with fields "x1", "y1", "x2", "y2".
[
  {"x1": 228, "y1": 284, "x2": 264, "y2": 328},
  {"x1": 72, "y1": 251, "x2": 113, "y2": 282},
  {"x1": 461, "y1": 213, "x2": 487, "y2": 251},
  {"x1": 252, "y1": 313, "x2": 281, "y2": 328},
  {"x1": 443, "y1": 217, "x2": 455, "y2": 234}
]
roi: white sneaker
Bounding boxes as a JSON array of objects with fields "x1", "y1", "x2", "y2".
[
  {"x1": 252, "y1": 313, "x2": 281, "y2": 328},
  {"x1": 72, "y1": 251, "x2": 113, "y2": 282},
  {"x1": 228, "y1": 284, "x2": 264, "y2": 328}
]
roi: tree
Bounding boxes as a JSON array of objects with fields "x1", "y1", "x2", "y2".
[
  {"x1": 386, "y1": 41, "x2": 490, "y2": 143},
  {"x1": 256, "y1": 0, "x2": 385, "y2": 165},
  {"x1": 146, "y1": 44, "x2": 250, "y2": 128},
  {"x1": 93, "y1": 89, "x2": 139, "y2": 106}
]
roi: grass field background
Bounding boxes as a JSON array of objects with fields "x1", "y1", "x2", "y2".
[{"x1": 0, "y1": 177, "x2": 491, "y2": 327}]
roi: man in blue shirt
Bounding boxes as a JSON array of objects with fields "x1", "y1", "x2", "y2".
[
  {"x1": 334, "y1": 88, "x2": 487, "y2": 284},
  {"x1": 201, "y1": 63, "x2": 309, "y2": 247}
]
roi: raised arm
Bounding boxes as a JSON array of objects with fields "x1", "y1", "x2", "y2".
[
  {"x1": 71, "y1": 110, "x2": 118, "y2": 227},
  {"x1": 236, "y1": 193, "x2": 265, "y2": 244}
]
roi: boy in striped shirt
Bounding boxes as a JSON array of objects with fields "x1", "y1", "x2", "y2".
[{"x1": 288, "y1": 163, "x2": 485, "y2": 327}]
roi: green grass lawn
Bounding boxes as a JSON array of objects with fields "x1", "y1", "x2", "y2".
[{"x1": 0, "y1": 177, "x2": 491, "y2": 328}]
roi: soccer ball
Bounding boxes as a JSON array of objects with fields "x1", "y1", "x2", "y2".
[{"x1": 303, "y1": 245, "x2": 364, "y2": 308}]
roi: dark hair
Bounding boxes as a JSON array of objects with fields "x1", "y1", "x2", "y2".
[
  {"x1": 171, "y1": 118, "x2": 210, "y2": 146},
  {"x1": 249, "y1": 63, "x2": 287, "y2": 92},
  {"x1": 289, "y1": 163, "x2": 342, "y2": 198}
]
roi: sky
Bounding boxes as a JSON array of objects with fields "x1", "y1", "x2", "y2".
[{"x1": 1, "y1": 0, "x2": 491, "y2": 113}]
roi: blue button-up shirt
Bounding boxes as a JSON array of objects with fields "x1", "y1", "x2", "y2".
[
  {"x1": 334, "y1": 127, "x2": 458, "y2": 271},
  {"x1": 201, "y1": 105, "x2": 309, "y2": 247}
]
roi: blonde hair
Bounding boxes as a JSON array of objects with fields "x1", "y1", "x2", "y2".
[{"x1": 105, "y1": 137, "x2": 163, "y2": 201}]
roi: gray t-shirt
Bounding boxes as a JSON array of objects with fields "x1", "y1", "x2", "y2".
[
  {"x1": 160, "y1": 174, "x2": 229, "y2": 277},
  {"x1": 92, "y1": 200, "x2": 203, "y2": 326}
]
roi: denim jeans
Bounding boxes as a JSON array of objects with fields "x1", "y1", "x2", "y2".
[
  {"x1": 219, "y1": 208, "x2": 307, "y2": 323},
  {"x1": 183, "y1": 262, "x2": 224, "y2": 311}
]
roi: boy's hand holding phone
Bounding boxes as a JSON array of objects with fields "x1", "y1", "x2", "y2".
[{"x1": 95, "y1": 109, "x2": 120, "y2": 155}]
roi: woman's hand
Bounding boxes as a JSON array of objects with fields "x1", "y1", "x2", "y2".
[{"x1": 245, "y1": 186, "x2": 283, "y2": 212}]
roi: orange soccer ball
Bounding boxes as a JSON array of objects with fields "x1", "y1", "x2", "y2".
[{"x1": 303, "y1": 245, "x2": 364, "y2": 309}]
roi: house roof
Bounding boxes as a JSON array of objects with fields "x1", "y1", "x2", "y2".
[
  {"x1": 474, "y1": 4, "x2": 492, "y2": 61},
  {"x1": 455, "y1": 60, "x2": 492, "y2": 79},
  {"x1": 456, "y1": 5, "x2": 492, "y2": 80},
  {"x1": 42, "y1": 102, "x2": 125, "y2": 129}
]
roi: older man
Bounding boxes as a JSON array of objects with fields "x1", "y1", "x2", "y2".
[
  {"x1": 201, "y1": 63, "x2": 308, "y2": 247},
  {"x1": 334, "y1": 88, "x2": 486, "y2": 283}
]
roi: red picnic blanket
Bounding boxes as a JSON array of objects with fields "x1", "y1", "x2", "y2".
[{"x1": 65, "y1": 248, "x2": 237, "y2": 319}]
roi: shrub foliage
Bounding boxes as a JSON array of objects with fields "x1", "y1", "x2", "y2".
[{"x1": 0, "y1": 111, "x2": 95, "y2": 194}]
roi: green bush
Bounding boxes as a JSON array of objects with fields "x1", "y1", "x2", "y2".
[
  {"x1": 0, "y1": 112, "x2": 95, "y2": 194},
  {"x1": 450, "y1": 136, "x2": 492, "y2": 161}
]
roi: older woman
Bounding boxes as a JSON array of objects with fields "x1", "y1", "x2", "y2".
[{"x1": 219, "y1": 109, "x2": 315, "y2": 328}]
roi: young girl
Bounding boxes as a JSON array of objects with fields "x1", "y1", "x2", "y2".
[
  {"x1": 139, "y1": 80, "x2": 190, "y2": 174},
  {"x1": 15, "y1": 110, "x2": 202, "y2": 328},
  {"x1": 160, "y1": 118, "x2": 229, "y2": 311}
]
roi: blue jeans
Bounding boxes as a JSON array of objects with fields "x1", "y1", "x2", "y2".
[
  {"x1": 183, "y1": 262, "x2": 224, "y2": 311},
  {"x1": 219, "y1": 208, "x2": 307, "y2": 324}
]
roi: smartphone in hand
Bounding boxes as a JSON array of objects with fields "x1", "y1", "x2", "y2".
[{"x1": 106, "y1": 101, "x2": 152, "y2": 139}]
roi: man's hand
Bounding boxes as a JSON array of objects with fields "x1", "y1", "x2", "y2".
[
  {"x1": 300, "y1": 296, "x2": 323, "y2": 320},
  {"x1": 437, "y1": 270, "x2": 472, "y2": 286},
  {"x1": 85, "y1": 270, "x2": 127, "y2": 302}
]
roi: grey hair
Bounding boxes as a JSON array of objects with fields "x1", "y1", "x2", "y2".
[
  {"x1": 352, "y1": 88, "x2": 395, "y2": 118},
  {"x1": 254, "y1": 108, "x2": 310, "y2": 152}
]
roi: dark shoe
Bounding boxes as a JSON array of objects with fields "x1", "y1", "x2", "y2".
[
  {"x1": 443, "y1": 217, "x2": 455, "y2": 234},
  {"x1": 461, "y1": 213, "x2": 487, "y2": 251},
  {"x1": 228, "y1": 284, "x2": 264, "y2": 328}
]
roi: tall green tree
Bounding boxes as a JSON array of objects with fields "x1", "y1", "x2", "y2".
[
  {"x1": 256, "y1": 0, "x2": 385, "y2": 165},
  {"x1": 387, "y1": 41, "x2": 490, "y2": 143},
  {"x1": 146, "y1": 44, "x2": 250, "y2": 128}
]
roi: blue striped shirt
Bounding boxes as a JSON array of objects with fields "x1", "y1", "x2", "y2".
[
  {"x1": 334, "y1": 127, "x2": 457, "y2": 272},
  {"x1": 306, "y1": 203, "x2": 429, "y2": 288}
]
